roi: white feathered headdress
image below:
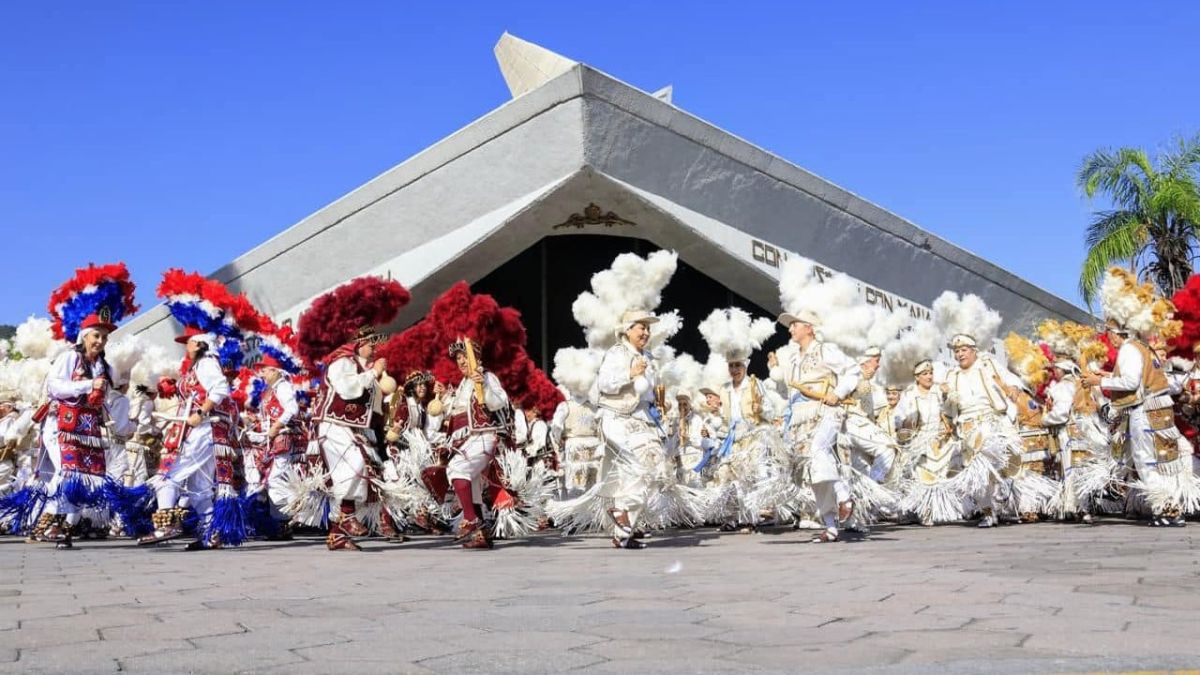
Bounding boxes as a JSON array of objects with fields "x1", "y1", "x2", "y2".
[
  {"x1": 552, "y1": 347, "x2": 604, "y2": 400},
  {"x1": 880, "y1": 321, "x2": 942, "y2": 387},
  {"x1": 130, "y1": 343, "x2": 180, "y2": 391},
  {"x1": 104, "y1": 335, "x2": 148, "y2": 388},
  {"x1": 571, "y1": 250, "x2": 680, "y2": 349},
  {"x1": 931, "y1": 291, "x2": 1003, "y2": 351},
  {"x1": 778, "y1": 259, "x2": 913, "y2": 355},
  {"x1": 13, "y1": 316, "x2": 68, "y2": 361},
  {"x1": 697, "y1": 308, "x2": 774, "y2": 364}
]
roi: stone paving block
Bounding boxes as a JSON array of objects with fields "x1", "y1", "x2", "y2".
[
  {"x1": 120, "y1": 646, "x2": 305, "y2": 673},
  {"x1": 0, "y1": 626, "x2": 97, "y2": 650},
  {"x1": 101, "y1": 618, "x2": 247, "y2": 642},
  {"x1": 731, "y1": 643, "x2": 910, "y2": 670},
  {"x1": 581, "y1": 656, "x2": 755, "y2": 673},
  {"x1": 584, "y1": 621, "x2": 725, "y2": 641},
  {"x1": 839, "y1": 611, "x2": 972, "y2": 632},
  {"x1": 270, "y1": 659, "x2": 435, "y2": 674},
  {"x1": 293, "y1": 635, "x2": 465, "y2": 665},
  {"x1": 14, "y1": 638, "x2": 191, "y2": 673},
  {"x1": 853, "y1": 628, "x2": 1027, "y2": 653},
  {"x1": 708, "y1": 623, "x2": 868, "y2": 647},
  {"x1": 419, "y1": 648, "x2": 605, "y2": 673}
]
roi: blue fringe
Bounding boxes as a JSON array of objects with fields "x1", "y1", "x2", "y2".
[
  {"x1": 0, "y1": 484, "x2": 48, "y2": 534},
  {"x1": 58, "y1": 471, "x2": 114, "y2": 510},
  {"x1": 108, "y1": 483, "x2": 156, "y2": 537},
  {"x1": 209, "y1": 494, "x2": 250, "y2": 547},
  {"x1": 242, "y1": 492, "x2": 280, "y2": 539}
]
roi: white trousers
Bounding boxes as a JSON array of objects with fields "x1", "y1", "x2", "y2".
[
  {"x1": 105, "y1": 442, "x2": 130, "y2": 484},
  {"x1": 319, "y1": 422, "x2": 370, "y2": 503},
  {"x1": 446, "y1": 433, "x2": 499, "y2": 504},
  {"x1": 266, "y1": 453, "x2": 295, "y2": 520},
  {"x1": 156, "y1": 424, "x2": 215, "y2": 522},
  {"x1": 844, "y1": 414, "x2": 897, "y2": 482}
]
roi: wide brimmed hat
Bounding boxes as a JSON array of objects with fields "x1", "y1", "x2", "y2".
[
  {"x1": 778, "y1": 309, "x2": 820, "y2": 328},
  {"x1": 174, "y1": 326, "x2": 215, "y2": 345},
  {"x1": 619, "y1": 309, "x2": 659, "y2": 328}
]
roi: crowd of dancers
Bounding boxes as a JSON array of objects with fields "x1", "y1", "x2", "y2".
[{"x1": 2, "y1": 251, "x2": 1199, "y2": 552}]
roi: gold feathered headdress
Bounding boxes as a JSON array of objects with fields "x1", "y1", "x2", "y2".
[{"x1": 1099, "y1": 268, "x2": 1181, "y2": 339}]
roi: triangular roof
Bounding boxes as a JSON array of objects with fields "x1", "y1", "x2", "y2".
[{"x1": 124, "y1": 34, "x2": 1088, "y2": 345}]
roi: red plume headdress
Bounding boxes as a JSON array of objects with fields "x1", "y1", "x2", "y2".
[{"x1": 296, "y1": 276, "x2": 411, "y2": 368}]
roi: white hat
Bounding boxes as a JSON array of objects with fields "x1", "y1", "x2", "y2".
[
  {"x1": 947, "y1": 334, "x2": 977, "y2": 349},
  {"x1": 619, "y1": 309, "x2": 659, "y2": 329},
  {"x1": 0, "y1": 389, "x2": 19, "y2": 404},
  {"x1": 698, "y1": 386, "x2": 720, "y2": 398},
  {"x1": 778, "y1": 309, "x2": 821, "y2": 328},
  {"x1": 861, "y1": 346, "x2": 882, "y2": 361},
  {"x1": 912, "y1": 359, "x2": 934, "y2": 376},
  {"x1": 724, "y1": 350, "x2": 750, "y2": 364}
]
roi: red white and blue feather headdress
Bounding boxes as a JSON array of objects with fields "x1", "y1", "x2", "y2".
[
  {"x1": 158, "y1": 269, "x2": 269, "y2": 372},
  {"x1": 48, "y1": 262, "x2": 139, "y2": 342},
  {"x1": 253, "y1": 320, "x2": 304, "y2": 376}
]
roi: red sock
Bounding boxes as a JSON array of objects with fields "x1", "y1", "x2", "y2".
[
  {"x1": 340, "y1": 500, "x2": 356, "y2": 516},
  {"x1": 452, "y1": 479, "x2": 478, "y2": 522}
]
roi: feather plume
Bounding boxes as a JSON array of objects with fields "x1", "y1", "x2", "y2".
[
  {"x1": 697, "y1": 308, "x2": 774, "y2": 362},
  {"x1": 880, "y1": 321, "x2": 942, "y2": 386},
  {"x1": 296, "y1": 276, "x2": 410, "y2": 367},
  {"x1": 376, "y1": 282, "x2": 562, "y2": 418},
  {"x1": 931, "y1": 291, "x2": 1003, "y2": 349},
  {"x1": 552, "y1": 347, "x2": 603, "y2": 399},
  {"x1": 778, "y1": 259, "x2": 912, "y2": 355},
  {"x1": 47, "y1": 262, "x2": 139, "y2": 342},
  {"x1": 130, "y1": 344, "x2": 179, "y2": 389},
  {"x1": 104, "y1": 335, "x2": 147, "y2": 387},
  {"x1": 571, "y1": 250, "x2": 678, "y2": 349},
  {"x1": 1003, "y1": 332, "x2": 1050, "y2": 390},
  {"x1": 12, "y1": 316, "x2": 67, "y2": 360},
  {"x1": 1100, "y1": 267, "x2": 1180, "y2": 338}
]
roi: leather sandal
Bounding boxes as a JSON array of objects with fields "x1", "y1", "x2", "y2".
[
  {"x1": 611, "y1": 537, "x2": 645, "y2": 550},
  {"x1": 339, "y1": 515, "x2": 368, "y2": 537},
  {"x1": 326, "y1": 532, "x2": 362, "y2": 551},
  {"x1": 811, "y1": 529, "x2": 839, "y2": 544}
]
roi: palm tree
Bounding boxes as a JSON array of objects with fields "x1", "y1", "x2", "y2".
[{"x1": 1077, "y1": 135, "x2": 1200, "y2": 306}]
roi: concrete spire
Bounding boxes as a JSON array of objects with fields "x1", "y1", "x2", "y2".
[{"x1": 494, "y1": 32, "x2": 578, "y2": 98}]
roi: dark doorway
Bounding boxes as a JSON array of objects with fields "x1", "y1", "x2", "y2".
[{"x1": 470, "y1": 235, "x2": 784, "y2": 376}]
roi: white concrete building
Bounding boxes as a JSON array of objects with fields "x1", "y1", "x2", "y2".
[{"x1": 124, "y1": 34, "x2": 1088, "y2": 366}]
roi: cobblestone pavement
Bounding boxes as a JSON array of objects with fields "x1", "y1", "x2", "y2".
[{"x1": 1, "y1": 521, "x2": 1198, "y2": 674}]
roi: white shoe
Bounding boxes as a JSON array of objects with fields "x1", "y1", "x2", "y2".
[{"x1": 977, "y1": 514, "x2": 996, "y2": 528}]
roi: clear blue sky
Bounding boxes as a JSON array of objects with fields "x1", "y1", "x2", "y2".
[{"x1": 2, "y1": 2, "x2": 1197, "y2": 324}]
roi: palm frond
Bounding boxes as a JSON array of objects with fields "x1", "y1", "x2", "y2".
[
  {"x1": 1083, "y1": 209, "x2": 1145, "y2": 248},
  {"x1": 1078, "y1": 217, "x2": 1145, "y2": 305},
  {"x1": 1078, "y1": 147, "x2": 1153, "y2": 208}
]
